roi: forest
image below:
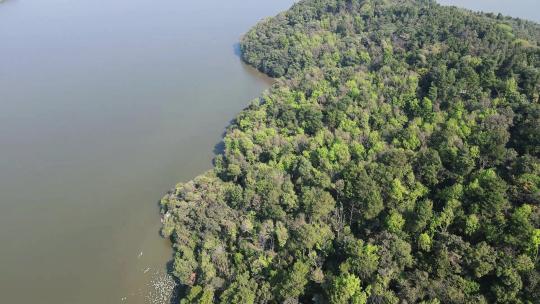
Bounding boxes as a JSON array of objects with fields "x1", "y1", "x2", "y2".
[{"x1": 160, "y1": 0, "x2": 540, "y2": 303}]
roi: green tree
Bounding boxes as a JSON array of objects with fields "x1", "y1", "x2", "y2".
[
  {"x1": 278, "y1": 261, "x2": 310, "y2": 301},
  {"x1": 219, "y1": 273, "x2": 257, "y2": 304},
  {"x1": 328, "y1": 273, "x2": 369, "y2": 304}
]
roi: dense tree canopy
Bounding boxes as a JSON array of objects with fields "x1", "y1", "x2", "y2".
[{"x1": 161, "y1": 0, "x2": 540, "y2": 303}]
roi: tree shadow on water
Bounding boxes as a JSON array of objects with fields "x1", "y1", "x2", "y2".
[
  {"x1": 232, "y1": 42, "x2": 242, "y2": 58},
  {"x1": 213, "y1": 139, "x2": 226, "y2": 158},
  {"x1": 212, "y1": 118, "x2": 237, "y2": 162}
]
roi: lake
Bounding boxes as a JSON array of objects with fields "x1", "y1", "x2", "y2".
[{"x1": 0, "y1": 0, "x2": 537, "y2": 303}]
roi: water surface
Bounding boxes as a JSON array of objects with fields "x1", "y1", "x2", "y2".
[
  {"x1": 438, "y1": 0, "x2": 539, "y2": 22},
  {"x1": 0, "y1": 0, "x2": 294, "y2": 303}
]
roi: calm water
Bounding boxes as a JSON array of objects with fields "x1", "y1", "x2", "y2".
[
  {"x1": 438, "y1": 0, "x2": 540, "y2": 22},
  {"x1": 0, "y1": 0, "x2": 294, "y2": 303},
  {"x1": 0, "y1": 0, "x2": 536, "y2": 304}
]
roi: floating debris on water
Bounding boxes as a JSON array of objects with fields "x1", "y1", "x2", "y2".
[
  {"x1": 143, "y1": 267, "x2": 151, "y2": 274},
  {"x1": 145, "y1": 271, "x2": 176, "y2": 304}
]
